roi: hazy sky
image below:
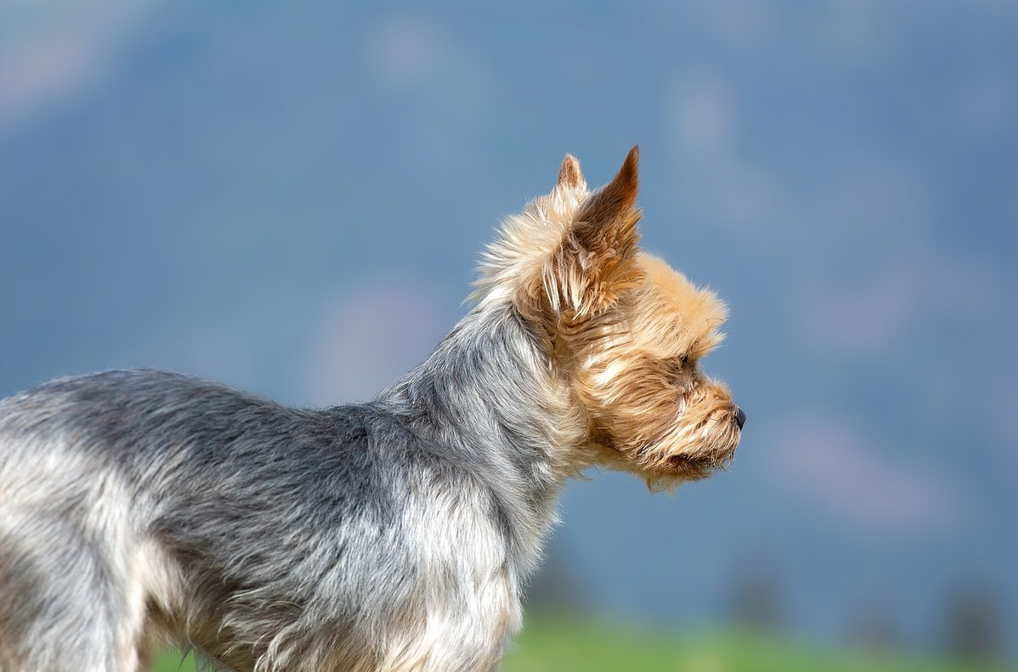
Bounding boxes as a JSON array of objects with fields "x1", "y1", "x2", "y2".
[{"x1": 2, "y1": 1, "x2": 1015, "y2": 654}]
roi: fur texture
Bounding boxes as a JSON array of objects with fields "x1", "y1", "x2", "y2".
[{"x1": 0, "y1": 147, "x2": 743, "y2": 672}]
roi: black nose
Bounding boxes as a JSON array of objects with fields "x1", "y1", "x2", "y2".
[{"x1": 734, "y1": 406, "x2": 746, "y2": 430}]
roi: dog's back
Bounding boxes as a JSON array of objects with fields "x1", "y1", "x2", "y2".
[{"x1": 0, "y1": 370, "x2": 486, "y2": 672}]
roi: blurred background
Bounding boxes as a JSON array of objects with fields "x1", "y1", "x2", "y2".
[{"x1": 1, "y1": 1, "x2": 1015, "y2": 669}]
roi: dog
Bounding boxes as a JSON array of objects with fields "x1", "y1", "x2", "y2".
[{"x1": 0, "y1": 147, "x2": 744, "y2": 672}]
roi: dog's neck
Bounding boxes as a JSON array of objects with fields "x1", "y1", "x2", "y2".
[{"x1": 376, "y1": 300, "x2": 587, "y2": 576}]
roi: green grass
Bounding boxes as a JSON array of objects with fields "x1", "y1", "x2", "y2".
[{"x1": 151, "y1": 613, "x2": 1016, "y2": 672}]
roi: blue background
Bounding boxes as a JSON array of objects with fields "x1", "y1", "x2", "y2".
[{"x1": 1, "y1": 1, "x2": 1015, "y2": 657}]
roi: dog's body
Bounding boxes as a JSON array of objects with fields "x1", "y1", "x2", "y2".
[{"x1": 0, "y1": 148, "x2": 743, "y2": 672}]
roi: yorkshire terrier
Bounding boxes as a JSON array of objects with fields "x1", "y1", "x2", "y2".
[{"x1": 0, "y1": 147, "x2": 743, "y2": 672}]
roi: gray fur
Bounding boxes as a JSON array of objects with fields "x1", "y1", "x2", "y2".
[
  {"x1": 0, "y1": 303, "x2": 563, "y2": 672},
  {"x1": 0, "y1": 146, "x2": 746, "y2": 672}
]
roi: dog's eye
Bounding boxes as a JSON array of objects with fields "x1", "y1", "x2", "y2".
[{"x1": 679, "y1": 354, "x2": 690, "y2": 367}]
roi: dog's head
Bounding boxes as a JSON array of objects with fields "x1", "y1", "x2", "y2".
[{"x1": 476, "y1": 147, "x2": 744, "y2": 488}]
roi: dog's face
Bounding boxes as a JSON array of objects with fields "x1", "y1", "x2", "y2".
[
  {"x1": 476, "y1": 147, "x2": 743, "y2": 487},
  {"x1": 569, "y1": 251, "x2": 742, "y2": 486}
]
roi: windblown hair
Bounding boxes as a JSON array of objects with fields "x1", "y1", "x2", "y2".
[{"x1": 0, "y1": 147, "x2": 742, "y2": 672}]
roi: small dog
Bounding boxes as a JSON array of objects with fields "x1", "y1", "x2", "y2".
[{"x1": 0, "y1": 147, "x2": 744, "y2": 672}]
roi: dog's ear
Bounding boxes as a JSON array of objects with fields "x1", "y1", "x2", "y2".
[
  {"x1": 549, "y1": 146, "x2": 643, "y2": 321},
  {"x1": 572, "y1": 145, "x2": 640, "y2": 256},
  {"x1": 556, "y1": 154, "x2": 585, "y2": 191}
]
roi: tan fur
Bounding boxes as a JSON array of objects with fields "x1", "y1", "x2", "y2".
[
  {"x1": 476, "y1": 146, "x2": 742, "y2": 490},
  {"x1": 0, "y1": 147, "x2": 740, "y2": 672},
  {"x1": 556, "y1": 154, "x2": 584, "y2": 189}
]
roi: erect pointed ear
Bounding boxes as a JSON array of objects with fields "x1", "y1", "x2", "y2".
[
  {"x1": 556, "y1": 153, "x2": 585, "y2": 190},
  {"x1": 550, "y1": 146, "x2": 643, "y2": 320},
  {"x1": 571, "y1": 145, "x2": 640, "y2": 257}
]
